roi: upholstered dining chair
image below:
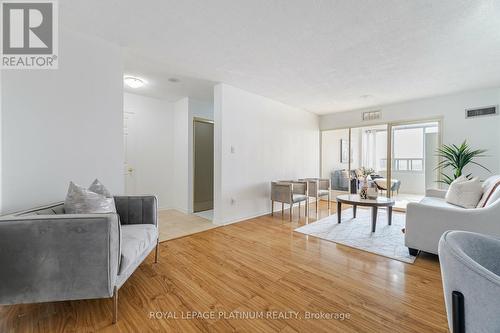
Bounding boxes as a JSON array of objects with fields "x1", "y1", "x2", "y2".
[
  {"x1": 438, "y1": 230, "x2": 500, "y2": 333},
  {"x1": 271, "y1": 181, "x2": 308, "y2": 221},
  {"x1": 300, "y1": 178, "x2": 331, "y2": 213}
]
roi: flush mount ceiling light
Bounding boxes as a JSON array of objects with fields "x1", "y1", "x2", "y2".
[{"x1": 124, "y1": 76, "x2": 145, "y2": 88}]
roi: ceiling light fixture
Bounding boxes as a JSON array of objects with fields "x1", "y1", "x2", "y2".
[{"x1": 124, "y1": 76, "x2": 145, "y2": 88}]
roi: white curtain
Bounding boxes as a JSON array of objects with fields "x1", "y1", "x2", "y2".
[{"x1": 362, "y1": 130, "x2": 377, "y2": 170}]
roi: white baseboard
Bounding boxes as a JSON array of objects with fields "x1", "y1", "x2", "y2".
[
  {"x1": 213, "y1": 198, "x2": 322, "y2": 226},
  {"x1": 213, "y1": 210, "x2": 270, "y2": 226},
  {"x1": 162, "y1": 199, "x2": 325, "y2": 226}
]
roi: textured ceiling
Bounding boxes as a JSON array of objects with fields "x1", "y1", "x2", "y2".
[
  {"x1": 62, "y1": 0, "x2": 500, "y2": 114},
  {"x1": 124, "y1": 53, "x2": 215, "y2": 102}
]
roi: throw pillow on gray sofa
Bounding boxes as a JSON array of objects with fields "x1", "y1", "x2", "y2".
[
  {"x1": 64, "y1": 179, "x2": 116, "y2": 214},
  {"x1": 89, "y1": 178, "x2": 113, "y2": 198}
]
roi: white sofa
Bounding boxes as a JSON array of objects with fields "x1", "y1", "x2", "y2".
[{"x1": 405, "y1": 175, "x2": 500, "y2": 255}]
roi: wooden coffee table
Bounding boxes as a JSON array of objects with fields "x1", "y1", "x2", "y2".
[{"x1": 336, "y1": 194, "x2": 395, "y2": 232}]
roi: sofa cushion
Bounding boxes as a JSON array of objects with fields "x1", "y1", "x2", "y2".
[
  {"x1": 445, "y1": 176, "x2": 482, "y2": 209},
  {"x1": 88, "y1": 179, "x2": 113, "y2": 198},
  {"x1": 64, "y1": 181, "x2": 116, "y2": 214},
  {"x1": 292, "y1": 194, "x2": 307, "y2": 203},
  {"x1": 119, "y1": 224, "x2": 157, "y2": 275},
  {"x1": 420, "y1": 196, "x2": 465, "y2": 209},
  {"x1": 318, "y1": 190, "x2": 329, "y2": 196}
]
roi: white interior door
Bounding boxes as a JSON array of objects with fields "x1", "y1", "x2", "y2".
[{"x1": 124, "y1": 111, "x2": 136, "y2": 194}]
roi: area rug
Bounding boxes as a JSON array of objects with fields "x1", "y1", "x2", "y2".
[{"x1": 295, "y1": 208, "x2": 416, "y2": 263}]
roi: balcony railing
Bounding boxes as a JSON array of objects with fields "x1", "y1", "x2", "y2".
[{"x1": 380, "y1": 158, "x2": 424, "y2": 172}]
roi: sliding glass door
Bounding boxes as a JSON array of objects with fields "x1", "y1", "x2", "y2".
[
  {"x1": 321, "y1": 128, "x2": 352, "y2": 197},
  {"x1": 321, "y1": 124, "x2": 389, "y2": 198},
  {"x1": 321, "y1": 119, "x2": 441, "y2": 211}
]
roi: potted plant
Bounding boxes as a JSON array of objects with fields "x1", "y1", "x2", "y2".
[{"x1": 436, "y1": 140, "x2": 490, "y2": 185}]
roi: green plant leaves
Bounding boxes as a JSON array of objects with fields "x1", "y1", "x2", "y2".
[{"x1": 435, "y1": 140, "x2": 490, "y2": 185}]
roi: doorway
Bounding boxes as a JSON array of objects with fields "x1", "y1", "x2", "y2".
[{"x1": 193, "y1": 118, "x2": 214, "y2": 213}]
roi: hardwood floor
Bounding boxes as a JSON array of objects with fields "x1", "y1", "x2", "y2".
[{"x1": 0, "y1": 202, "x2": 448, "y2": 332}]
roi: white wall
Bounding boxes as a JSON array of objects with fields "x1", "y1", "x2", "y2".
[
  {"x1": 0, "y1": 70, "x2": 2, "y2": 213},
  {"x1": 172, "y1": 98, "x2": 190, "y2": 212},
  {"x1": 124, "y1": 94, "x2": 213, "y2": 212},
  {"x1": 124, "y1": 92, "x2": 173, "y2": 209},
  {"x1": 189, "y1": 99, "x2": 214, "y2": 121},
  {"x1": 1, "y1": 29, "x2": 124, "y2": 213},
  {"x1": 320, "y1": 88, "x2": 500, "y2": 181},
  {"x1": 214, "y1": 84, "x2": 320, "y2": 225}
]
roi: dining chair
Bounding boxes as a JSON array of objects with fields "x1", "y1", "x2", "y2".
[
  {"x1": 300, "y1": 178, "x2": 331, "y2": 213},
  {"x1": 271, "y1": 181, "x2": 308, "y2": 221}
]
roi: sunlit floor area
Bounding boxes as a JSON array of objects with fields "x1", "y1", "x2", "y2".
[
  {"x1": 393, "y1": 193, "x2": 424, "y2": 210},
  {"x1": 158, "y1": 209, "x2": 216, "y2": 241},
  {"x1": 193, "y1": 209, "x2": 214, "y2": 221}
]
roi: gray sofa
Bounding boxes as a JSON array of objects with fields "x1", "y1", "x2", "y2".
[
  {"x1": 331, "y1": 169, "x2": 349, "y2": 191},
  {"x1": 0, "y1": 195, "x2": 159, "y2": 324}
]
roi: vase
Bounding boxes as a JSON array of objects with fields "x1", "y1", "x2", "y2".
[{"x1": 359, "y1": 186, "x2": 368, "y2": 199}]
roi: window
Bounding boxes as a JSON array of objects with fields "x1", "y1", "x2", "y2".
[
  {"x1": 394, "y1": 128, "x2": 423, "y2": 159},
  {"x1": 398, "y1": 159, "x2": 408, "y2": 171},
  {"x1": 392, "y1": 126, "x2": 429, "y2": 172},
  {"x1": 411, "y1": 159, "x2": 423, "y2": 171}
]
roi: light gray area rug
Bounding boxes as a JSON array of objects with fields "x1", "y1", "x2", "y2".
[{"x1": 295, "y1": 208, "x2": 416, "y2": 263}]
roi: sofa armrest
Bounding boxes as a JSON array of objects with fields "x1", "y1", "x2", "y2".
[
  {"x1": 0, "y1": 214, "x2": 120, "y2": 305},
  {"x1": 425, "y1": 188, "x2": 447, "y2": 198},
  {"x1": 114, "y1": 195, "x2": 158, "y2": 227},
  {"x1": 405, "y1": 201, "x2": 500, "y2": 254}
]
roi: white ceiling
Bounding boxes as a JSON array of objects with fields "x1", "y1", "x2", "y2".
[
  {"x1": 123, "y1": 53, "x2": 215, "y2": 102},
  {"x1": 62, "y1": 0, "x2": 500, "y2": 114}
]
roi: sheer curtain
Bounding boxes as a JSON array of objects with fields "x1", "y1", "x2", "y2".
[
  {"x1": 362, "y1": 130, "x2": 376, "y2": 170},
  {"x1": 362, "y1": 129, "x2": 387, "y2": 172}
]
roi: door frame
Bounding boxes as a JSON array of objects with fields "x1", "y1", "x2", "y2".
[
  {"x1": 387, "y1": 118, "x2": 443, "y2": 198},
  {"x1": 192, "y1": 117, "x2": 214, "y2": 213}
]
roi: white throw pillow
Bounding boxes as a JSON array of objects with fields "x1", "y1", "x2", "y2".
[
  {"x1": 445, "y1": 176, "x2": 483, "y2": 209},
  {"x1": 64, "y1": 179, "x2": 116, "y2": 214}
]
